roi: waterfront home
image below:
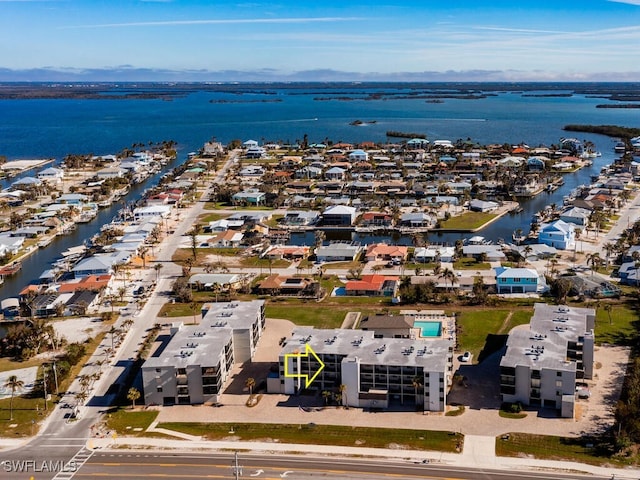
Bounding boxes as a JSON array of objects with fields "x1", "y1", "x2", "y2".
[
  {"x1": 282, "y1": 210, "x2": 319, "y2": 226},
  {"x1": 500, "y1": 303, "x2": 594, "y2": 417},
  {"x1": 321, "y1": 205, "x2": 357, "y2": 226},
  {"x1": 11, "y1": 176, "x2": 42, "y2": 189},
  {"x1": 399, "y1": 212, "x2": 434, "y2": 228},
  {"x1": 511, "y1": 243, "x2": 557, "y2": 260},
  {"x1": 406, "y1": 138, "x2": 430, "y2": 150},
  {"x1": 72, "y1": 251, "x2": 131, "y2": 278},
  {"x1": 359, "y1": 212, "x2": 392, "y2": 227},
  {"x1": 495, "y1": 267, "x2": 546, "y2": 294},
  {"x1": 345, "y1": 274, "x2": 399, "y2": 297},
  {"x1": 364, "y1": 244, "x2": 408, "y2": 263},
  {"x1": 261, "y1": 245, "x2": 310, "y2": 260},
  {"x1": 1, "y1": 298, "x2": 20, "y2": 318},
  {"x1": 227, "y1": 211, "x2": 272, "y2": 226},
  {"x1": 414, "y1": 246, "x2": 455, "y2": 263},
  {"x1": 37, "y1": 167, "x2": 64, "y2": 183},
  {"x1": 526, "y1": 156, "x2": 547, "y2": 171},
  {"x1": 462, "y1": 244, "x2": 506, "y2": 262},
  {"x1": 315, "y1": 243, "x2": 362, "y2": 262},
  {"x1": 559, "y1": 207, "x2": 591, "y2": 226},
  {"x1": 95, "y1": 167, "x2": 125, "y2": 179},
  {"x1": 57, "y1": 274, "x2": 112, "y2": 293},
  {"x1": 65, "y1": 290, "x2": 100, "y2": 315},
  {"x1": 133, "y1": 205, "x2": 172, "y2": 221},
  {"x1": 0, "y1": 233, "x2": 25, "y2": 255},
  {"x1": 538, "y1": 220, "x2": 576, "y2": 250},
  {"x1": 469, "y1": 199, "x2": 499, "y2": 212},
  {"x1": 231, "y1": 189, "x2": 266, "y2": 206}
]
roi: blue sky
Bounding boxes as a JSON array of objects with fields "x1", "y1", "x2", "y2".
[{"x1": 1, "y1": 0, "x2": 639, "y2": 80}]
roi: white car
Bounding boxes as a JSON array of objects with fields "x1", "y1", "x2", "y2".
[{"x1": 461, "y1": 351, "x2": 471, "y2": 363}]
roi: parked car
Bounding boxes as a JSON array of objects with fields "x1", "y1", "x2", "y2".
[
  {"x1": 576, "y1": 387, "x2": 591, "y2": 399},
  {"x1": 461, "y1": 351, "x2": 471, "y2": 363}
]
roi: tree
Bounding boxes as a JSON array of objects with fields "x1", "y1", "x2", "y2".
[
  {"x1": 586, "y1": 252, "x2": 601, "y2": 275},
  {"x1": 411, "y1": 375, "x2": 423, "y2": 407},
  {"x1": 439, "y1": 268, "x2": 456, "y2": 292},
  {"x1": 322, "y1": 390, "x2": 332, "y2": 405},
  {"x1": 245, "y1": 377, "x2": 256, "y2": 396},
  {"x1": 604, "y1": 304, "x2": 613, "y2": 325},
  {"x1": 153, "y1": 263, "x2": 164, "y2": 281},
  {"x1": 339, "y1": 384, "x2": 347, "y2": 407},
  {"x1": 188, "y1": 226, "x2": 201, "y2": 261},
  {"x1": 127, "y1": 387, "x2": 141, "y2": 409},
  {"x1": 4, "y1": 375, "x2": 24, "y2": 420}
]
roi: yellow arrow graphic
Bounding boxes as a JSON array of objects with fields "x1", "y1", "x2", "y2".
[{"x1": 284, "y1": 343, "x2": 325, "y2": 388}]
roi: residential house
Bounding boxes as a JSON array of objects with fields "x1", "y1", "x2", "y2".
[
  {"x1": 360, "y1": 212, "x2": 392, "y2": 227},
  {"x1": 262, "y1": 245, "x2": 310, "y2": 260},
  {"x1": 205, "y1": 230, "x2": 244, "y2": 248},
  {"x1": 364, "y1": 244, "x2": 408, "y2": 263},
  {"x1": 495, "y1": 267, "x2": 546, "y2": 294},
  {"x1": 321, "y1": 205, "x2": 357, "y2": 226},
  {"x1": 37, "y1": 167, "x2": 64, "y2": 183},
  {"x1": 315, "y1": 244, "x2": 362, "y2": 262},
  {"x1": 348, "y1": 149, "x2": 369, "y2": 162},
  {"x1": 324, "y1": 166, "x2": 346, "y2": 181},
  {"x1": 72, "y1": 252, "x2": 130, "y2": 278},
  {"x1": 282, "y1": 211, "x2": 319, "y2": 226},
  {"x1": 559, "y1": 207, "x2": 591, "y2": 227},
  {"x1": 345, "y1": 274, "x2": 399, "y2": 297},
  {"x1": 538, "y1": 220, "x2": 575, "y2": 250},
  {"x1": 399, "y1": 212, "x2": 434, "y2": 228},
  {"x1": 133, "y1": 205, "x2": 172, "y2": 221},
  {"x1": 469, "y1": 199, "x2": 499, "y2": 212},
  {"x1": 256, "y1": 275, "x2": 318, "y2": 296},
  {"x1": 231, "y1": 189, "x2": 266, "y2": 206},
  {"x1": 462, "y1": 244, "x2": 506, "y2": 262},
  {"x1": 359, "y1": 314, "x2": 413, "y2": 338},
  {"x1": 414, "y1": 246, "x2": 455, "y2": 263}
]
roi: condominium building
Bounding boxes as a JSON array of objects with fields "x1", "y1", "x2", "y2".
[
  {"x1": 141, "y1": 300, "x2": 265, "y2": 406},
  {"x1": 499, "y1": 303, "x2": 595, "y2": 416},
  {"x1": 270, "y1": 327, "x2": 453, "y2": 412}
]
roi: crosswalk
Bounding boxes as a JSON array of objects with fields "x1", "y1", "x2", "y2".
[{"x1": 51, "y1": 447, "x2": 94, "y2": 480}]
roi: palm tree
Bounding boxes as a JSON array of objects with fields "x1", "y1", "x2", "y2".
[
  {"x1": 322, "y1": 390, "x2": 332, "y2": 405},
  {"x1": 586, "y1": 252, "x2": 601, "y2": 275},
  {"x1": 74, "y1": 390, "x2": 88, "y2": 407},
  {"x1": 78, "y1": 374, "x2": 92, "y2": 393},
  {"x1": 127, "y1": 387, "x2": 141, "y2": 409},
  {"x1": 245, "y1": 377, "x2": 256, "y2": 396},
  {"x1": 439, "y1": 268, "x2": 456, "y2": 292},
  {"x1": 4, "y1": 375, "x2": 24, "y2": 421},
  {"x1": 604, "y1": 304, "x2": 613, "y2": 325},
  {"x1": 411, "y1": 375, "x2": 423, "y2": 407},
  {"x1": 153, "y1": 263, "x2": 164, "y2": 281}
]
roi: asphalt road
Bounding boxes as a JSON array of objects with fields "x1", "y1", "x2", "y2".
[{"x1": 68, "y1": 451, "x2": 609, "y2": 480}]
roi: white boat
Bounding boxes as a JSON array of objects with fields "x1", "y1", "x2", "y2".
[{"x1": 37, "y1": 237, "x2": 53, "y2": 248}]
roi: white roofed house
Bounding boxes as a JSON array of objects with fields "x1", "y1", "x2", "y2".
[
  {"x1": 348, "y1": 149, "x2": 369, "y2": 162},
  {"x1": 559, "y1": 207, "x2": 591, "y2": 227},
  {"x1": 37, "y1": 167, "x2": 64, "y2": 183},
  {"x1": 495, "y1": 267, "x2": 547, "y2": 294},
  {"x1": 324, "y1": 166, "x2": 346, "y2": 181},
  {"x1": 538, "y1": 219, "x2": 575, "y2": 250},
  {"x1": 315, "y1": 243, "x2": 362, "y2": 262},
  {"x1": 231, "y1": 189, "x2": 266, "y2": 206},
  {"x1": 321, "y1": 205, "x2": 357, "y2": 226},
  {"x1": 133, "y1": 205, "x2": 172, "y2": 221}
]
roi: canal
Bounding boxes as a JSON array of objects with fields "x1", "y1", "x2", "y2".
[{"x1": 0, "y1": 161, "x2": 180, "y2": 299}]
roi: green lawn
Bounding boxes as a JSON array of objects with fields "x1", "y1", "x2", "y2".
[
  {"x1": 157, "y1": 422, "x2": 463, "y2": 452},
  {"x1": 456, "y1": 307, "x2": 533, "y2": 362},
  {"x1": 437, "y1": 212, "x2": 498, "y2": 231},
  {"x1": 104, "y1": 408, "x2": 159, "y2": 437},
  {"x1": 0, "y1": 356, "x2": 45, "y2": 373},
  {"x1": 495, "y1": 432, "x2": 628, "y2": 466},
  {"x1": 594, "y1": 302, "x2": 639, "y2": 346},
  {"x1": 198, "y1": 212, "x2": 228, "y2": 223},
  {"x1": 158, "y1": 302, "x2": 202, "y2": 319},
  {"x1": 240, "y1": 257, "x2": 290, "y2": 268},
  {"x1": 453, "y1": 258, "x2": 491, "y2": 270},
  {"x1": 0, "y1": 393, "x2": 47, "y2": 437}
]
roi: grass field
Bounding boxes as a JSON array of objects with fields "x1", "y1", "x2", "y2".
[
  {"x1": 453, "y1": 258, "x2": 491, "y2": 270},
  {"x1": 495, "y1": 432, "x2": 631, "y2": 466},
  {"x1": 104, "y1": 408, "x2": 159, "y2": 437},
  {"x1": 157, "y1": 422, "x2": 463, "y2": 452},
  {"x1": 437, "y1": 212, "x2": 498, "y2": 231},
  {"x1": 594, "y1": 302, "x2": 639, "y2": 345}
]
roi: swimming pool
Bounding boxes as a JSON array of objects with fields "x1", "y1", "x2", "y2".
[{"x1": 414, "y1": 321, "x2": 442, "y2": 337}]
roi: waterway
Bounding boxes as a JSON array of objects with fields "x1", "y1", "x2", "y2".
[
  {"x1": 0, "y1": 165, "x2": 175, "y2": 299},
  {"x1": 289, "y1": 150, "x2": 617, "y2": 247}
]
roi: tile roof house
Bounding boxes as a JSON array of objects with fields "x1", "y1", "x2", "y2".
[
  {"x1": 345, "y1": 274, "x2": 399, "y2": 297},
  {"x1": 364, "y1": 244, "x2": 408, "y2": 262}
]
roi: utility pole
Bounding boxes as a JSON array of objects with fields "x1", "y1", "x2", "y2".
[
  {"x1": 52, "y1": 361, "x2": 59, "y2": 395},
  {"x1": 43, "y1": 366, "x2": 48, "y2": 411},
  {"x1": 231, "y1": 451, "x2": 242, "y2": 479}
]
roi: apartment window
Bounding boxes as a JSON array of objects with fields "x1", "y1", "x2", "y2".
[
  {"x1": 177, "y1": 368, "x2": 187, "y2": 376},
  {"x1": 555, "y1": 380, "x2": 562, "y2": 388},
  {"x1": 556, "y1": 371, "x2": 562, "y2": 377},
  {"x1": 157, "y1": 387, "x2": 163, "y2": 393},
  {"x1": 155, "y1": 368, "x2": 161, "y2": 373}
]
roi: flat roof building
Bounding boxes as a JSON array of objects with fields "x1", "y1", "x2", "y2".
[
  {"x1": 499, "y1": 303, "x2": 595, "y2": 416},
  {"x1": 271, "y1": 327, "x2": 453, "y2": 412},
  {"x1": 142, "y1": 300, "x2": 265, "y2": 406}
]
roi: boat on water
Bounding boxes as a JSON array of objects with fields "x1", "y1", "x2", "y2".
[{"x1": 0, "y1": 261, "x2": 22, "y2": 276}]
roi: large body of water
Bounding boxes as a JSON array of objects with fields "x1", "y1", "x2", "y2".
[{"x1": 0, "y1": 84, "x2": 637, "y2": 297}]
